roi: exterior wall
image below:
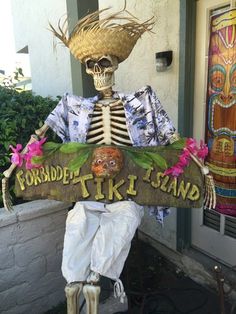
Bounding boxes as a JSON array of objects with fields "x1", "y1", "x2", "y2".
[
  {"x1": 99, "y1": 0, "x2": 180, "y2": 250},
  {"x1": 140, "y1": 208, "x2": 177, "y2": 251},
  {"x1": 0, "y1": 200, "x2": 69, "y2": 314},
  {"x1": 99, "y1": 0, "x2": 179, "y2": 126},
  {"x1": 10, "y1": 0, "x2": 74, "y2": 97},
  {"x1": 0, "y1": 2, "x2": 17, "y2": 76}
]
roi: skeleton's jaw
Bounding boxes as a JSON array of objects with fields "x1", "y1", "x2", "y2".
[
  {"x1": 93, "y1": 72, "x2": 115, "y2": 92},
  {"x1": 93, "y1": 73, "x2": 115, "y2": 100}
]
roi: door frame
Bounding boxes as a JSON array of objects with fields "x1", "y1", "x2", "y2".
[{"x1": 177, "y1": 0, "x2": 197, "y2": 252}]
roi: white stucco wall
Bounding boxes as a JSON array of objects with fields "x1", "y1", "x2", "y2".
[
  {"x1": 11, "y1": 0, "x2": 73, "y2": 97},
  {"x1": 99, "y1": 0, "x2": 179, "y2": 127},
  {"x1": 99, "y1": 0, "x2": 180, "y2": 251}
]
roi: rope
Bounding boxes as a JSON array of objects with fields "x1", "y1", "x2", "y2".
[{"x1": 114, "y1": 279, "x2": 126, "y2": 303}]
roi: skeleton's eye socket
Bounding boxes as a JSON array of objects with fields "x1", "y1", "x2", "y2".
[
  {"x1": 98, "y1": 58, "x2": 112, "y2": 68},
  {"x1": 86, "y1": 60, "x2": 96, "y2": 68},
  {"x1": 109, "y1": 160, "x2": 116, "y2": 166},
  {"x1": 96, "y1": 159, "x2": 102, "y2": 165}
]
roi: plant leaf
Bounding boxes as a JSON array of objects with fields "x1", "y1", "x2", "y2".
[
  {"x1": 60, "y1": 142, "x2": 89, "y2": 153},
  {"x1": 126, "y1": 151, "x2": 153, "y2": 170},
  {"x1": 31, "y1": 156, "x2": 46, "y2": 164},
  {"x1": 43, "y1": 142, "x2": 61, "y2": 152},
  {"x1": 144, "y1": 151, "x2": 168, "y2": 170},
  {"x1": 168, "y1": 138, "x2": 186, "y2": 150},
  {"x1": 68, "y1": 149, "x2": 90, "y2": 171}
]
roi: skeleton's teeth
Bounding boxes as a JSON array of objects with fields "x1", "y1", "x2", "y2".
[{"x1": 94, "y1": 73, "x2": 114, "y2": 89}]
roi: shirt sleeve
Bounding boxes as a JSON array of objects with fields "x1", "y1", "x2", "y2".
[
  {"x1": 45, "y1": 93, "x2": 70, "y2": 142},
  {"x1": 148, "y1": 86, "x2": 177, "y2": 145}
]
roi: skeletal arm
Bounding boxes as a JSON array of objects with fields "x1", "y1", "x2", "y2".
[{"x1": 2, "y1": 123, "x2": 49, "y2": 212}]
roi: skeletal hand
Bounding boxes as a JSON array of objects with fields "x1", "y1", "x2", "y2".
[
  {"x1": 189, "y1": 153, "x2": 216, "y2": 210},
  {"x1": 204, "y1": 174, "x2": 216, "y2": 210},
  {"x1": 1, "y1": 134, "x2": 41, "y2": 212},
  {"x1": 198, "y1": 164, "x2": 216, "y2": 210},
  {"x1": 2, "y1": 176, "x2": 13, "y2": 212}
]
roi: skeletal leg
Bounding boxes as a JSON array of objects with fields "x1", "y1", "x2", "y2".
[
  {"x1": 65, "y1": 282, "x2": 83, "y2": 314},
  {"x1": 83, "y1": 284, "x2": 101, "y2": 314}
]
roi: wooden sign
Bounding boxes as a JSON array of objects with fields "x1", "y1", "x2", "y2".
[{"x1": 15, "y1": 144, "x2": 204, "y2": 208}]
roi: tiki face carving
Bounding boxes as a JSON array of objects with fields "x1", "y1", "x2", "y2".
[{"x1": 91, "y1": 146, "x2": 123, "y2": 178}]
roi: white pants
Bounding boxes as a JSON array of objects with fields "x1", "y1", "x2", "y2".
[{"x1": 62, "y1": 201, "x2": 144, "y2": 283}]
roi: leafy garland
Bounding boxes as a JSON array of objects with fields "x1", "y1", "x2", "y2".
[
  {"x1": 10, "y1": 137, "x2": 209, "y2": 177},
  {"x1": 31, "y1": 138, "x2": 186, "y2": 172}
]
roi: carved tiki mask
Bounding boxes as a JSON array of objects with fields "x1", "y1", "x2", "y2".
[
  {"x1": 91, "y1": 146, "x2": 124, "y2": 178},
  {"x1": 85, "y1": 55, "x2": 118, "y2": 91}
]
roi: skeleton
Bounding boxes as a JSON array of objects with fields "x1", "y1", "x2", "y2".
[
  {"x1": 1, "y1": 52, "x2": 216, "y2": 313},
  {"x1": 2, "y1": 7, "x2": 216, "y2": 314}
]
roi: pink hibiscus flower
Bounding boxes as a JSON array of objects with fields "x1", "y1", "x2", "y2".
[
  {"x1": 23, "y1": 137, "x2": 47, "y2": 169},
  {"x1": 164, "y1": 164, "x2": 184, "y2": 177},
  {"x1": 164, "y1": 138, "x2": 209, "y2": 178},
  {"x1": 178, "y1": 148, "x2": 191, "y2": 167},
  {"x1": 186, "y1": 138, "x2": 198, "y2": 154},
  {"x1": 197, "y1": 140, "x2": 208, "y2": 160},
  {"x1": 9, "y1": 144, "x2": 23, "y2": 167},
  {"x1": 27, "y1": 137, "x2": 46, "y2": 155}
]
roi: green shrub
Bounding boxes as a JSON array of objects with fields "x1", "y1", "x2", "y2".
[{"x1": 0, "y1": 86, "x2": 60, "y2": 207}]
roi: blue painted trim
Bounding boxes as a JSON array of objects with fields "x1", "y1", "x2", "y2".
[{"x1": 215, "y1": 186, "x2": 236, "y2": 198}]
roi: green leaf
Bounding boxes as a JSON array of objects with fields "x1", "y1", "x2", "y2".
[
  {"x1": 126, "y1": 151, "x2": 153, "y2": 170},
  {"x1": 59, "y1": 142, "x2": 89, "y2": 154},
  {"x1": 168, "y1": 138, "x2": 186, "y2": 150},
  {"x1": 68, "y1": 150, "x2": 91, "y2": 172},
  {"x1": 43, "y1": 142, "x2": 61, "y2": 152},
  {"x1": 31, "y1": 156, "x2": 46, "y2": 164},
  {"x1": 144, "y1": 151, "x2": 168, "y2": 170}
]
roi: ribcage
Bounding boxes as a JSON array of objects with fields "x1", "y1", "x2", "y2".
[{"x1": 86, "y1": 100, "x2": 132, "y2": 146}]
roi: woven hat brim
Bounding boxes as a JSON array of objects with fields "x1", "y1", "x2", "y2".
[
  {"x1": 69, "y1": 29, "x2": 141, "y2": 63},
  {"x1": 49, "y1": 8, "x2": 154, "y2": 64}
]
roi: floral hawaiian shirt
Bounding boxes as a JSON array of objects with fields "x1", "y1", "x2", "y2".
[{"x1": 45, "y1": 85, "x2": 176, "y2": 146}]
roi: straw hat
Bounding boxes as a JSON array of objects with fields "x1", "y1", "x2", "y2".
[{"x1": 50, "y1": 7, "x2": 154, "y2": 63}]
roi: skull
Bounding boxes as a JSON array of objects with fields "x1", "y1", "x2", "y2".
[
  {"x1": 85, "y1": 55, "x2": 118, "y2": 91},
  {"x1": 91, "y1": 146, "x2": 124, "y2": 178}
]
